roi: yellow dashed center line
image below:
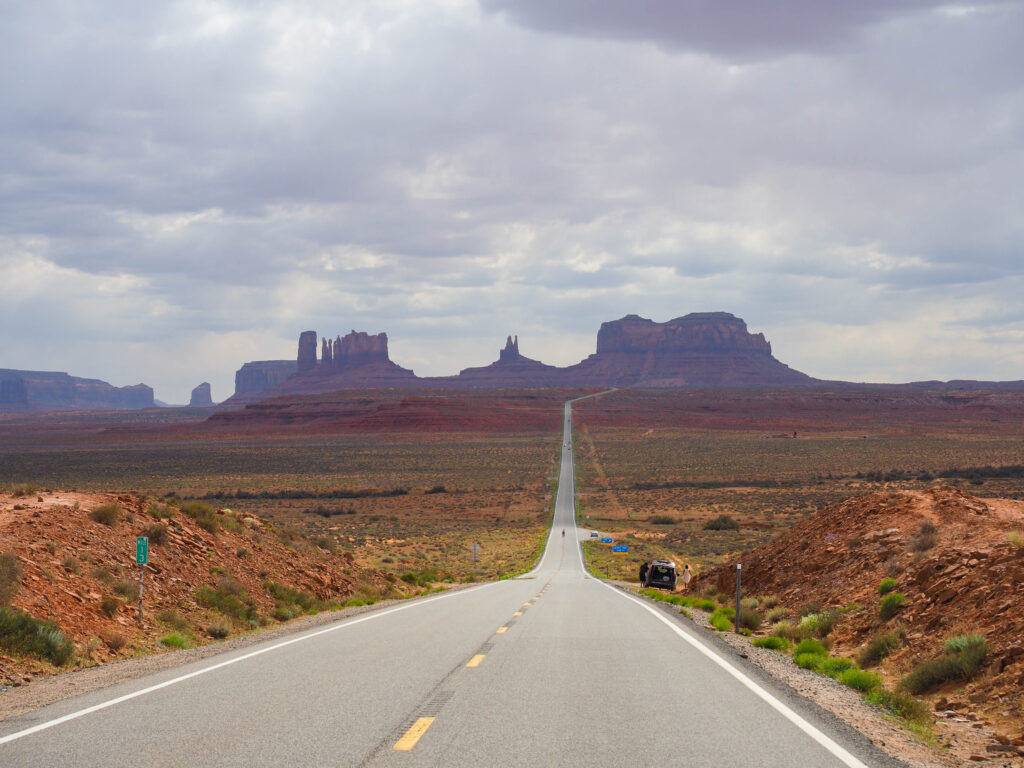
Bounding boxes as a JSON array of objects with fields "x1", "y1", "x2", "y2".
[
  {"x1": 523, "y1": 602, "x2": 532, "y2": 607},
  {"x1": 394, "y1": 717, "x2": 435, "y2": 751},
  {"x1": 513, "y1": 611, "x2": 522, "y2": 616},
  {"x1": 466, "y1": 654, "x2": 485, "y2": 668},
  {"x1": 496, "y1": 626, "x2": 508, "y2": 634}
]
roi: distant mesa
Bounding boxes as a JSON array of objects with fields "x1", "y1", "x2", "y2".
[
  {"x1": 226, "y1": 312, "x2": 816, "y2": 402},
  {"x1": 189, "y1": 382, "x2": 214, "y2": 407},
  {"x1": 234, "y1": 360, "x2": 297, "y2": 398},
  {"x1": 0, "y1": 369, "x2": 153, "y2": 413}
]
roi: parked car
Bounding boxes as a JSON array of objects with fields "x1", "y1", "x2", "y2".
[
  {"x1": 644, "y1": 558, "x2": 677, "y2": 590},
  {"x1": 589, "y1": 531, "x2": 600, "y2": 538}
]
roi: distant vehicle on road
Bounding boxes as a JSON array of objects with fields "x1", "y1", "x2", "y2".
[
  {"x1": 589, "y1": 531, "x2": 600, "y2": 538},
  {"x1": 643, "y1": 559, "x2": 677, "y2": 590}
]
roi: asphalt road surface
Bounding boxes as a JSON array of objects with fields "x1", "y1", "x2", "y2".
[{"x1": 0, "y1": 398, "x2": 906, "y2": 767}]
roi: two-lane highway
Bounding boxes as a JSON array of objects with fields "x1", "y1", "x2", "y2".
[{"x1": 0, "y1": 399, "x2": 905, "y2": 767}]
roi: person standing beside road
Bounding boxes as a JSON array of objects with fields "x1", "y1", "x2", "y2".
[
  {"x1": 681, "y1": 564, "x2": 692, "y2": 591},
  {"x1": 638, "y1": 561, "x2": 649, "y2": 585}
]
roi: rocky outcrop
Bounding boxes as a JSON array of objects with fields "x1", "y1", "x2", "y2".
[
  {"x1": 0, "y1": 369, "x2": 154, "y2": 412},
  {"x1": 451, "y1": 334, "x2": 565, "y2": 387},
  {"x1": 561, "y1": 312, "x2": 813, "y2": 387},
  {"x1": 233, "y1": 361, "x2": 297, "y2": 398},
  {"x1": 189, "y1": 382, "x2": 213, "y2": 407},
  {"x1": 297, "y1": 331, "x2": 318, "y2": 372}
]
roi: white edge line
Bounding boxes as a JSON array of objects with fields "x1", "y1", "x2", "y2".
[
  {"x1": 599, "y1": 583, "x2": 871, "y2": 768},
  {"x1": 0, "y1": 582, "x2": 499, "y2": 747}
]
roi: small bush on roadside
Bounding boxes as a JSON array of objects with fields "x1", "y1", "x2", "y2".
[
  {"x1": 0, "y1": 551, "x2": 22, "y2": 606},
  {"x1": 764, "y1": 607, "x2": 787, "y2": 624},
  {"x1": 839, "y1": 668, "x2": 882, "y2": 692},
  {"x1": 708, "y1": 608, "x2": 733, "y2": 631},
  {"x1": 160, "y1": 633, "x2": 189, "y2": 649},
  {"x1": 759, "y1": 595, "x2": 779, "y2": 610},
  {"x1": 114, "y1": 579, "x2": 140, "y2": 603},
  {"x1": 62, "y1": 556, "x2": 80, "y2": 573},
  {"x1": 156, "y1": 609, "x2": 188, "y2": 630},
  {"x1": 866, "y1": 688, "x2": 930, "y2": 724},
  {"x1": 216, "y1": 575, "x2": 247, "y2": 596},
  {"x1": 772, "y1": 620, "x2": 808, "y2": 641},
  {"x1": 272, "y1": 603, "x2": 295, "y2": 621},
  {"x1": 89, "y1": 503, "x2": 121, "y2": 526},
  {"x1": 196, "y1": 585, "x2": 255, "y2": 623},
  {"x1": 799, "y1": 610, "x2": 838, "y2": 638},
  {"x1": 794, "y1": 637, "x2": 828, "y2": 657},
  {"x1": 1009, "y1": 531, "x2": 1024, "y2": 548},
  {"x1": 10, "y1": 483, "x2": 39, "y2": 497},
  {"x1": 902, "y1": 634, "x2": 988, "y2": 695},
  {"x1": 858, "y1": 630, "x2": 904, "y2": 667},
  {"x1": 738, "y1": 608, "x2": 761, "y2": 631},
  {"x1": 100, "y1": 595, "x2": 121, "y2": 617},
  {"x1": 264, "y1": 581, "x2": 321, "y2": 613},
  {"x1": 143, "y1": 523, "x2": 168, "y2": 546},
  {"x1": 99, "y1": 630, "x2": 127, "y2": 651},
  {"x1": 648, "y1": 515, "x2": 677, "y2": 525},
  {"x1": 0, "y1": 607, "x2": 74, "y2": 665},
  {"x1": 877, "y1": 578, "x2": 897, "y2": 595},
  {"x1": 740, "y1": 597, "x2": 760, "y2": 610},
  {"x1": 703, "y1": 515, "x2": 740, "y2": 531},
  {"x1": 794, "y1": 652, "x2": 825, "y2": 671},
  {"x1": 879, "y1": 593, "x2": 906, "y2": 620},
  {"x1": 206, "y1": 622, "x2": 231, "y2": 639},
  {"x1": 821, "y1": 657, "x2": 856, "y2": 678},
  {"x1": 752, "y1": 636, "x2": 789, "y2": 651},
  {"x1": 147, "y1": 501, "x2": 176, "y2": 519},
  {"x1": 181, "y1": 502, "x2": 219, "y2": 533}
]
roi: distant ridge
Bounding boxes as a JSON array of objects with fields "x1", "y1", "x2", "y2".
[{"x1": 0, "y1": 369, "x2": 153, "y2": 412}]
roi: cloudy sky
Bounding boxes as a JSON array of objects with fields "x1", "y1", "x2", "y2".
[{"x1": 2, "y1": 1, "x2": 1023, "y2": 402}]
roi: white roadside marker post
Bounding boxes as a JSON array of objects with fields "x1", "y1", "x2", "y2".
[{"x1": 735, "y1": 563, "x2": 742, "y2": 634}]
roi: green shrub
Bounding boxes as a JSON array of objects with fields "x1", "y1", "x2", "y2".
[
  {"x1": 272, "y1": 603, "x2": 295, "y2": 621},
  {"x1": 709, "y1": 614, "x2": 732, "y2": 631},
  {"x1": 759, "y1": 595, "x2": 779, "y2": 610},
  {"x1": 0, "y1": 607, "x2": 74, "y2": 665},
  {"x1": 147, "y1": 501, "x2": 176, "y2": 519},
  {"x1": 821, "y1": 657, "x2": 856, "y2": 678},
  {"x1": 902, "y1": 634, "x2": 988, "y2": 695},
  {"x1": 772, "y1": 620, "x2": 808, "y2": 641},
  {"x1": 764, "y1": 607, "x2": 787, "y2": 624},
  {"x1": 798, "y1": 600, "x2": 822, "y2": 617},
  {"x1": 100, "y1": 595, "x2": 121, "y2": 617},
  {"x1": 794, "y1": 652, "x2": 824, "y2": 671},
  {"x1": 738, "y1": 608, "x2": 761, "y2": 631},
  {"x1": 89, "y1": 503, "x2": 120, "y2": 526},
  {"x1": 206, "y1": 622, "x2": 231, "y2": 639},
  {"x1": 799, "y1": 610, "x2": 838, "y2": 638},
  {"x1": 648, "y1": 515, "x2": 677, "y2": 525},
  {"x1": 740, "y1": 597, "x2": 760, "y2": 610},
  {"x1": 679, "y1": 597, "x2": 716, "y2": 611},
  {"x1": 114, "y1": 579, "x2": 140, "y2": 603},
  {"x1": 703, "y1": 515, "x2": 740, "y2": 531},
  {"x1": 160, "y1": 633, "x2": 189, "y2": 649},
  {"x1": 839, "y1": 668, "x2": 882, "y2": 692},
  {"x1": 879, "y1": 592, "x2": 906, "y2": 620},
  {"x1": 0, "y1": 551, "x2": 22, "y2": 606},
  {"x1": 794, "y1": 637, "x2": 828, "y2": 656},
  {"x1": 866, "y1": 688, "x2": 930, "y2": 724},
  {"x1": 143, "y1": 523, "x2": 168, "y2": 546},
  {"x1": 1009, "y1": 531, "x2": 1024, "y2": 548},
  {"x1": 10, "y1": 483, "x2": 39, "y2": 497},
  {"x1": 181, "y1": 502, "x2": 219, "y2": 533},
  {"x1": 909, "y1": 520, "x2": 938, "y2": 552},
  {"x1": 858, "y1": 630, "x2": 904, "y2": 667},
  {"x1": 877, "y1": 578, "x2": 897, "y2": 595},
  {"x1": 99, "y1": 630, "x2": 127, "y2": 651},
  {"x1": 752, "y1": 636, "x2": 789, "y2": 651},
  {"x1": 156, "y1": 609, "x2": 189, "y2": 630},
  {"x1": 195, "y1": 586, "x2": 256, "y2": 622},
  {"x1": 264, "y1": 581, "x2": 322, "y2": 613}
]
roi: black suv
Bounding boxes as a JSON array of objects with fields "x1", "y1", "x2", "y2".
[{"x1": 643, "y1": 559, "x2": 678, "y2": 590}]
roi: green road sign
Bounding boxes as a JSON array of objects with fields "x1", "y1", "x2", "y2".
[{"x1": 136, "y1": 536, "x2": 149, "y2": 565}]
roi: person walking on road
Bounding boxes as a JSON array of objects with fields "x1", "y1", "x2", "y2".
[
  {"x1": 681, "y1": 564, "x2": 692, "y2": 591},
  {"x1": 638, "y1": 561, "x2": 649, "y2": 586}
]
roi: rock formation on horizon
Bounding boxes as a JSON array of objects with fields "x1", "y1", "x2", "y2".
[
  {"x1": 0, "y1": 369, "x2": 154, "y2": 412},
  {"x1": 233, "y1": 360, "x2": 297, "y2": 399},
  {"x1": 189, "y1": 382, "x2": 213, "y2": 407}
]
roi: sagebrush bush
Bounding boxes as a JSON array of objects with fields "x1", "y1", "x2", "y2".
[
  {"x1": 866, "y1": 688, "x2": 930, "y2": 724},
  {"x1": 181, "y1": 502, "x2": 219, "y2": 533},
  {"x1": 798, "y1": 600, "x2": 822, "y2": 617},
  {"x1": 196, "y1": 585, "x2": 255, "y2": 622},
  {"x1": 264, "y1": 581, "x2": 321, "y2": 612},
  {"x1": 752, "y1": 636, "x2": 789, "y2": 651},
  {"x1": 648, "y1": 515, "x2": 677, "y2": 525},
  {"x1": 0, "y1": 551, "x2": 22, "y2": 606},
  {"x1": 703, "y1": 515, "x2": 739, "y2": 531},
  {"x1": 156, "y1": 609, "x2": 189, "y2": 630},
  {"x1": 800, "y1": 610, "x2": 838, "y2": 638},
  {"x1": 114, "y1": 579, "x2": 140, "y2": 603},
  {"x1": 764, "y1": 607, "x2": 787, "y2": 624},
  {"x1": 879, "y1": 592, "x2": 906, "y2": 620},
  {"x1": 10, "y1": 483, "x2": 39, "y2": 498},
  {"x1": 143, "y1": 523, "x2": 168, "y2": 546},
  {"x1": 759, "y1": 595, "x2": 779, "y2": 610},
  {"x1": 100, "y1": 595, "x2": 121, "y2": 617},
  {"x1": 858, "y1": 630, "x2": 904, "y2": 667},
  {"x1": 99, "y1": 630, "x2": 127, "y2": 651},
  {"x1": 877, "y1": 578, "x2": 897, "y2": 595},
  {"x1": 738, "y1": 608, "x2": 761, "y2": 631},
  {"x1": 206, "y1": 622, "x2": 231, "y2": 639},
  {"x1": 794, "y1": 652, "x2": 824, "y2": 671},
  {"x1": 909, "y1": 520, "x2": 938, "y2": 552},
  {"x1": 794, "y1": 637, "x2": 828, "y2": 657},
  {"x1": 1009, "y1": 531, "x2": 1024, "y2": 548},
  {"x1": 772, "y1": 620, "x2": 808, "y2": 641},
  {"x1": 741, "y1": 597, "x2": 760, "y2": 610},
  {"x1": 0, "y1": 607, "x2": 73, "y2": 665},
  {"x1": 902, "y1": 634, "x2": 988, "y2": 695},
  {"x1": 89, "y1": 503, "x2": 120, "y2": 526}
]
